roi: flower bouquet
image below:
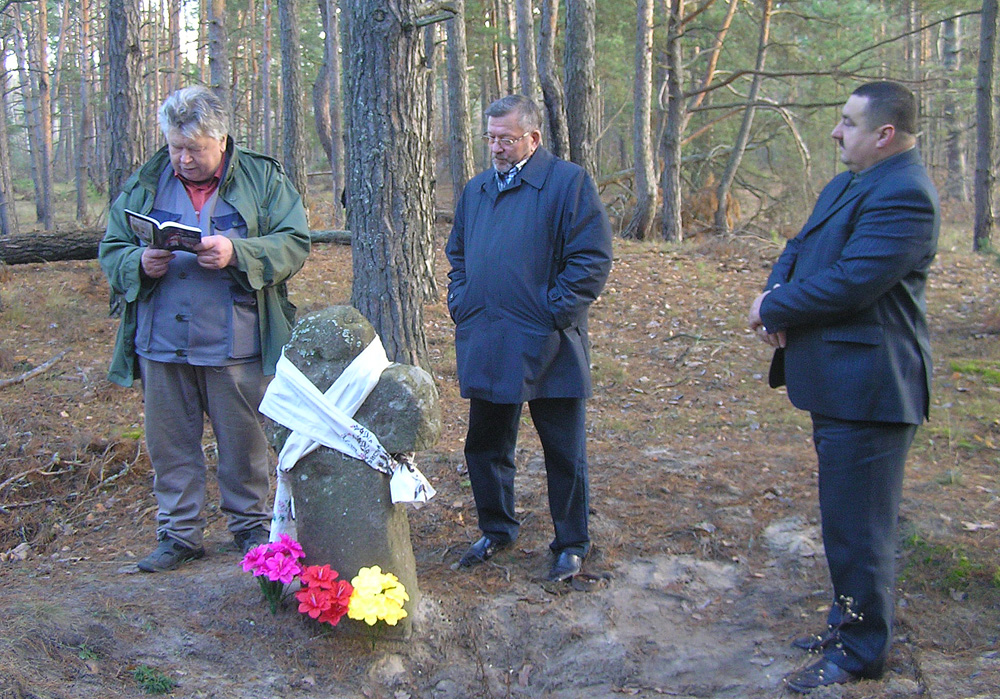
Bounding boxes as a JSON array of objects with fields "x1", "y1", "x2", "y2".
[
  {"x1": 240, "y1": 534, "x2": 305, "y2": 614},
  {"x1": 242, "y1": 538, "x2": 409, "y2": 647}
]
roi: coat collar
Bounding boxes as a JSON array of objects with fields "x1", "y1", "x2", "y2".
[
  {"x1": 479, "y1": 146, "x2": 554, "y2": 199},
  {"x1": 802, "y1": 148, "x2": 922, "y2": 235}
]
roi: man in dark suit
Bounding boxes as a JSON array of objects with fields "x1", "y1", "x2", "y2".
[
  {"x1": 446, "y1": 95, "x2": 613, "y2": 583},
  {"x1": 749, "y1": 81, "x2": 939, "y2": 692}
]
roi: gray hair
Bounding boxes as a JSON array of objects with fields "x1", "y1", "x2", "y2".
[
  {"x1": 485, "y1": 95, "x2": 543, "y2": 132},
  {"x1": 158, "y1": 86, "x2": 230, "y2": 141}
]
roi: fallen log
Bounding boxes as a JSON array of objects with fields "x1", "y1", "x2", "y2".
[
  {"x1": 310, "y1": 229, "x2": 351, "y2": 245},
  {"x1": 0, "y1": 228, "x2": 354, "y2": 265},
  {"x1": 0, "y1": 230, "x2": 104, "y2": 265}
]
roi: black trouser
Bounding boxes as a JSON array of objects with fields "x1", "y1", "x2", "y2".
[
  {"x1": 812, "y1": 413, "x2": 917, "y2": 677},
  {"x1": 465, "y1": 397, "x2": 590, "y2": 556}
]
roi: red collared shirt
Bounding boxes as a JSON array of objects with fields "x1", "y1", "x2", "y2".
[{"x1": 175, "y1": 159, "x2": 226, "y2": 216}]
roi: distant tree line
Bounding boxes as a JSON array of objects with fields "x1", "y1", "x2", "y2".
[{"x1": 0, "y1": 0, "x2": 993, "y2": 251}]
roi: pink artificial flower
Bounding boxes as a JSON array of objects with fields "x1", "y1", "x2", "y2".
[
  {"x1": 261, "y1": 551, "x2": 302, "y2": 584},
  {"x1": 241, "y1": 546, "x2": 268, "y2": 573},
  {"x1": 273, "y1": 534, "x2": 305, "y2": 560}
]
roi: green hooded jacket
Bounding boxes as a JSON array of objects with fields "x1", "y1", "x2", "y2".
[{"x1": 99, "y1": 140, "x2": 311, "y2": 387}]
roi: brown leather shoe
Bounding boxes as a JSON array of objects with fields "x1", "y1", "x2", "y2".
[{"x1": 785, "y1": 656, "x2": 860, "y2": 693}]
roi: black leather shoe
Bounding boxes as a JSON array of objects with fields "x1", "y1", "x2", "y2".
[
  {"x1": 457, "y1": 536, "x2": 510, "y2": 568},
  {"x1": 234, "y1": 526, "x2": 270, "y2": 555},
  {"x1": 137, "y1": 537, "x2": 205, "y2": 573},
  {"x1": 785, "y1": 656, "x2": 860, "y2": 693},
  {"x1": 546, "y1": 551, "x2": 583, "y2": 582},
  {"x1": 791, "y1": 629, "x2": 835, "y2": 652}
]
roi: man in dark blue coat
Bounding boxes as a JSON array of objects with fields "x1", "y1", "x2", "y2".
[
  {"x1": 749, "y1": 81, "x2": 939, "y2": 692},
  {"x1": 446, "y1": 95, "x2": 613, "y2": 583}
]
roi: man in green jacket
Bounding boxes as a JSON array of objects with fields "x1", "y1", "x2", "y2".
[{"x1": 99, "y1": 86, "x2": 310, "y2": 572}]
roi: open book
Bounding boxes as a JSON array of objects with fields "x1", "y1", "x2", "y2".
[{"x1": 124, "y1": 209, "x2": 202, "y2": 252}]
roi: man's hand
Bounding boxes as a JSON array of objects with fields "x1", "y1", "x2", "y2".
[
  {"x1": 194, "y1": 235, "x2": 236, "y2": 270},
  {"x1": 141, "y1": 248, "x2": 175, "y2": 278},
  {"x1": 748, "y1": 289, "x2": 786, "y2": 348}
]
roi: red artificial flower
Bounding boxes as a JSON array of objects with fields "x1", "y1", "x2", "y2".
[
  {"x1": 316, "y1": 579, "x2": 354, "y2": 626},
  {"x1": 295, "y1": 587, "x2": 333, "y2": 619},
  {"x1": 299, "y1": 564, "x2": 339, "y2": 590}
]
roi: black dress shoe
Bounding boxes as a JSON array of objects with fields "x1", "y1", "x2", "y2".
[
  {"x1": 791, "y1": 629, "x2": 835, "y2": 652},
  {"x1": 546, "y1": 551, "x2": 583, "y2": 582},
  {"x1": 457, "y1": 536, "x2": 510, "y2": 568},
  {"x1": 785, "y1": 656, "x2": 860, "y2": 693}
]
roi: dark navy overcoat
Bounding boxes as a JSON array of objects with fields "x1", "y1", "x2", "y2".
[{"x1": 446, "y1": 147, "x2": 613, "y2": 404}]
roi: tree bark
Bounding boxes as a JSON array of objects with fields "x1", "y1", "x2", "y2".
[
  {"x1": 0, "y1": 39, "x2": 17, "y2": 237},
  {"x1": 329, "y1": 0, "x2": 345, "y2": 224},
  {"x1": 515, "y1": 0, "x2": 538, "y2": 100},
  {"x1": 262, "y1": 0, "x2": 274, "y2": 155},
  {"x1": 342, "y1": 0, "x2": 434, "y2": 368},
  {"x1": 942, "y1": 17, "x2": 968, "y2": 202},
  {"x1": 167, "y1": 0, "x2": 181, "y2": 93},
  {"x1": 10, "y1": 14, "x2": 43, "y2": 225},
  {"x1": 537, "y1": 0, "x2": 568, "y2": 158},
  {"x1": 624, "y1": 0, "x2": 655, "y2": 240},
  {"x1": 278, "y1": 0, "x2": 309, "y2": 212},
  {"x1": 76, "y1": 0, "x2": 95, "y2": 223},
  {"x1": 107, "y1": 0, "x2": 144, "y2": 204},
  {"x1": 975, "y1": 0, "x2": 997, "y2": 251},
  {"x1": 445, "y1": 0, "x2": 474, "y2": 201},
  {"x1": 314, "y1": 0, "x2": 335, "y2": 169},
  {"x1": 208, "y1": 0, "x2": 231, "y2": 109},
  {"x1": 659, "y1": 0, "x2": 683, "y2": 242},
  {"x1": 564, "y1": 0, "x2": 598, "y2": 173},
  {"x1": 713, "y1": 0, "x2": 771, "y2": 234}
]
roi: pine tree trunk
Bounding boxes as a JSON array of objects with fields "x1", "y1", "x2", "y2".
[
  {"x1": 564, "y1": 0, "x2": 598, "y2": 173},
  {"x1": 975, "y1": 0, "x2": 997, "y2": 251},
  {"x1": 515, "y1": 0, "x2": 538, "y2": 100},
  {"x1": 279, "y1": 0, "x2": 309, "y2": 212},
  {"x1": 107, "y1": 0, "x2": 144, "y2": 204},
  {"x1": 942, "y1": 17, "x2": 968, "y2": 202},
  {"x1": 314, "y1": 0, "x2": 335, "y2": 168},
  {"x1": 10, "y1": 14, "x2": 44, "y2": 225},
  {"x1": 342, "y1": 0, "x2": 433, "y2": 368},
  {"x1": 537, "y1": 0, "x2": 568, "y2": 158},
  {"x1": 328, "y1": 0, "x2": 345, "y2": 224},
  {"x1": 76, "y1": 0, "x2": 96, "y2": 222},
  {"x1": 446, "y1": 0, "x2": 474, "y2": 201},
  {"x1": 660, "y1": 0, "x2": 683, "y2": 242},
  {"x1": 624, "y1": 0, "x2": 655, "y2": 240},
  {"x1": 262, "y1": 0, "x2": 273, "y2": 155},
  {"x1": 0, "y1": 48, "x2": 18, "y2": 237},
  {"x1": 208, "y1": 0, "x2": 231, "y2": 107},
  {"x1": 713, "y1": 0, "x2": 771, "y2": 234}
]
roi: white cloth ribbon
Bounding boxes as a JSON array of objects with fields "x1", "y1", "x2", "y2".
[{"x1": 258, "y1": 336, "x2": 436, "y2": 540}]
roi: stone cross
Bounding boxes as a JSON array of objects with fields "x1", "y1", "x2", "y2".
[{"x1": 270, "y1": 305, "x2": 440, "y2": 638}]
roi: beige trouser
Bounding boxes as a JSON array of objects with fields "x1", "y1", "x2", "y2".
[{"x1": 139, "y1": 357, "x2": 271, "y2": 548}]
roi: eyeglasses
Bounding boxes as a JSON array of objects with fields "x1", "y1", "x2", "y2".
[{"x1": 481, "y1": 132, "x2": 529, "y2": 148}]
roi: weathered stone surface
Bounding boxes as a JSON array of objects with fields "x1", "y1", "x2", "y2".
[{"x1": 270, "y1": 305, "x2": 440, "y2": 638}]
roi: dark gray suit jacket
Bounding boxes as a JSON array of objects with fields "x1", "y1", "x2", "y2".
[{"x1": 760, "y1": 148, "x2": 939, "y2": 425}]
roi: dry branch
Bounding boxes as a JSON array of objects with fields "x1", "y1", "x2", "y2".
[{"x1": 0, "y1": 350, "x2": 69, "y2": 390}]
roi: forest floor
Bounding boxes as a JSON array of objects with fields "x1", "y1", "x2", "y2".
[{"x1": 1, "y1": 219, "x2": 999, "y2": 699}]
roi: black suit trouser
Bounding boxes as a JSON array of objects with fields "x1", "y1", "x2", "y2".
[
  {"x1": 811, "y1": 413, "x2": 917, "y2": 677},
  {"x1": 464, "y1": 397, "x2": 590, "y2": 556}
]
